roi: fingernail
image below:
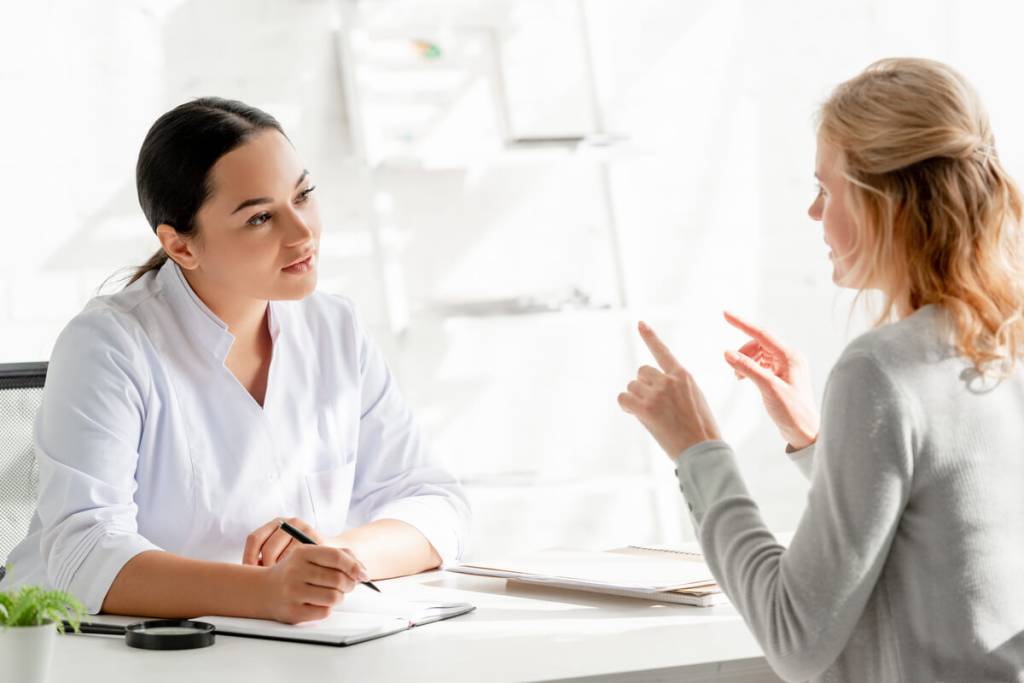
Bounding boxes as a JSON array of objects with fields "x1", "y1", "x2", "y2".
[{"x1": 638, "y1": 321, "x2": 649, "y2": 332}]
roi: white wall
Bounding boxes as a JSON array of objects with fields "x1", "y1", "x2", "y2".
[{"x1": 3, "y1": 0, "x2": 1024, "y2": 558}]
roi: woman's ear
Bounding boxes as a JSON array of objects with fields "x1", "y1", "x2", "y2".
[{"x1": 156, "y1": 224, "x2": 199, "y2": 270}]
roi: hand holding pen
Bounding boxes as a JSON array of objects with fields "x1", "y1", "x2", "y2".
[
  {"x1": 279, "y1": 520, "x2": 381, "y2": 593},
  {"x1": 242, "y1": 517, "x2": 380, "y2": 624}
]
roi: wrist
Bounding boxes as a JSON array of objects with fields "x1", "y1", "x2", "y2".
[
  {"x1": 247, "y1": 565, "x2": 275, "y2": 620},
  {"x1": 787, "y1": 431, "x2": 817, "y2": 451}
]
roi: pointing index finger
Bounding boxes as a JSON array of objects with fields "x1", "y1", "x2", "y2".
[
  {"x1": 638, "y1": 321, "x2": 683, "y2": 374},
  {"x1": 723, "y1": 311, "x2": 789, "y2": 357}
]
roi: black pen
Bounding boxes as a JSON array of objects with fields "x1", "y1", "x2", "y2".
[{"x1": 279, "y1": 520, "x2": 381, "y2": 593}]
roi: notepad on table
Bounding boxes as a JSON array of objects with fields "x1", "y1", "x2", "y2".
[
  {"x1": 449, "y1": 546, "x2": 728, "y2": 607},
  {"x1": 197, "y1": 588, "x2": 475, "y2": 646}
]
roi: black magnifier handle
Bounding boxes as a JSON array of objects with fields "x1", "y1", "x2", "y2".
[
  {"x1": 63, "y1": 621, "x2": 128, "y2": 636},
  {"x1": 61, "y1": 619, "x2": 215, "y2": 650}
]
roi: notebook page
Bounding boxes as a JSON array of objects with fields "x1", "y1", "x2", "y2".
[
  {"x1": 200, "y1": 586, "x2": 474, "y2": 643},
  {"x1": 200, "y1": 611, "x2": 409, "y2": 646},
  {"x1": 337, "y1": 587, "x2": 475, "y2": 625}
]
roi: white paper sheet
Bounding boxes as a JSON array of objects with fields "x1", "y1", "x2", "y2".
[{"x1": 453, "y1": 548, "x2": 715, "y2": 592}]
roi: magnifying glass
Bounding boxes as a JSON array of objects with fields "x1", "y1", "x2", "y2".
[{"x1": 62, "y1": 619, "x2": 215, "y2": 650}]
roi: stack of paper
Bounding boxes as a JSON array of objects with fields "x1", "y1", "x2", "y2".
[{"x1": 449, "y1": 547, "x2": 727, "y2": 607}]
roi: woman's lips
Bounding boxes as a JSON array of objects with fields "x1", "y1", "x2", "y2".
[{"x1": 282, "y1": 255, "x2": 314, "y2": 274}]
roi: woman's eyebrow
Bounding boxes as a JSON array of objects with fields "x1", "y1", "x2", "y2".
[{"x1": 231, "y1": 169, "x2": 310, "y2": 214}]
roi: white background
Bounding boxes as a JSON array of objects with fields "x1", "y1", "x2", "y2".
[{"x1": 2, "y1": 0, "x2": 1022, "y2": 558}]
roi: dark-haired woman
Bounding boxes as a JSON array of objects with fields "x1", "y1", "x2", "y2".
[{"x1": 3, "y1": 98, "x2": 469, "y2": 624}]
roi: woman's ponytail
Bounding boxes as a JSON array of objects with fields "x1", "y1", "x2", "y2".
[{"x1": 126, "y1": 248, "x2": 170, "y2": 286}]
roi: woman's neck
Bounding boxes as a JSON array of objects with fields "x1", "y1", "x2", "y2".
[{"x1": 886, "y1": 281, "x2": 915, "y2": 320}]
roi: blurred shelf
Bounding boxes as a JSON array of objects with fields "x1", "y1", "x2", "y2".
[
  {"x1": 421, "y1": 287, "x2": 611, "y2": 318},
  {"x1": 403, "y1": 303, "x2": 707, "y2": 328},
  {"x1": 364, "y1": 134, "x2": 645, "y2": 171},
  {"x1": 459, "y1": 472, "x2": 664, "y2": 492}
]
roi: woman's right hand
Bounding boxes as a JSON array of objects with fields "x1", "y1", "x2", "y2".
[
  {"x1": 722, "y1": 311, "x2": 820, "y2": 450},
  {"x1": 261, "y1": 544, "x2": 368, "y2": 624}
]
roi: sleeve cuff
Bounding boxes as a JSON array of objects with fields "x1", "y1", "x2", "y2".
[
  {"x1": 56, "y1": 529, "x2": 161, "y2": 615},
  {"x1": 674, "y1": 440, "x2": 750, "y2": 524},
  {"x1": 785, "y1": 442, "x2": 816, "y2": 481},
  {"x1": 369, "y1": 495, "x2": 467, "y2": 566}
]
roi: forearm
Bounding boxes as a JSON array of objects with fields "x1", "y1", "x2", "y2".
[
  {"x1": 101, "y1": 550, "x2": 270, "y2": 619},
  {"x1": 330, "y1": 519, "x2": 441, "y2": 580}
]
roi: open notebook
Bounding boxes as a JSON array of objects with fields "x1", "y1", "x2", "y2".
[
  {"x1": 198, "y1": 588, "x2": 475, "y2": 646},
  {"x1": 449, "y1": 546, "x2": 727, "y2": 607}
]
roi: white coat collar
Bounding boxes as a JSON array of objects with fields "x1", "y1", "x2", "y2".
[{"x1": 154, "y1": 258, "x2": 281, "y2": 363}]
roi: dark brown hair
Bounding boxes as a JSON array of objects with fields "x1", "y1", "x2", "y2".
[{"x1": 127, "y1": 97, "x2": 286, "y2": 285}]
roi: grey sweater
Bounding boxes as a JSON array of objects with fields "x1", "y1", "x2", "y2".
[{"x1": 675, "y1": 305, "x2": 1024, "y2": 682}]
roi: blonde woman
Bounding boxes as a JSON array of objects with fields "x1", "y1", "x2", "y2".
[{"x1": 619, "y1": 58, "x2": 1024, "y2": 681}]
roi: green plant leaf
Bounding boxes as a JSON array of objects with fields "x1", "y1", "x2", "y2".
[{"x1": 0, "y1": 585, "x2": 86, "y2": 632}]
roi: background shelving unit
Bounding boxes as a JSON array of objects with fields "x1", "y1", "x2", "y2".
[{"x1": 332, "y1": 0, "x2": 685, "y2": 557}]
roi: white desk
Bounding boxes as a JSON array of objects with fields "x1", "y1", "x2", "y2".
[{"x1": 52, "y1": 571, "x2": 782, "y2": 683}]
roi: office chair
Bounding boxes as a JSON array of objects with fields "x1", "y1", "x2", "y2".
[{"x1": 0, "y1": 362, "x2": 47, "y2": 582}]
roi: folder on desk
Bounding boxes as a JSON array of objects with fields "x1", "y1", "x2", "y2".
[
  {"x1": 449, "y1": 546, "x2": 728, "y2": 607},
  {"x1": 197, "y1": 589, "x2": 475, "y2": 646}
]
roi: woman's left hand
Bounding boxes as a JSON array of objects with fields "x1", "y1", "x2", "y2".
[
  {"x1": 618, "y1": 321, "x2": 722, "y2": 459},
  {"x1": 242, "y1": 517, "x2": 326, "y2": 567}
]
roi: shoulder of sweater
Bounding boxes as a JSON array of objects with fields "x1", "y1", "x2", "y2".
[{"x1": 838, "y1": 305, "x2": 951, "y2": 376}]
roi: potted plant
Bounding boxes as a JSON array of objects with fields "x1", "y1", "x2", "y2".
[{"x1": 0, "y1": 576, "x2": 86, "y2": 683}]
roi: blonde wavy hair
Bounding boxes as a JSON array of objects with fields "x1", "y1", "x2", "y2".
[{"x1": 818, "y1": 57, "x2": 1024, "y2": 376}]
